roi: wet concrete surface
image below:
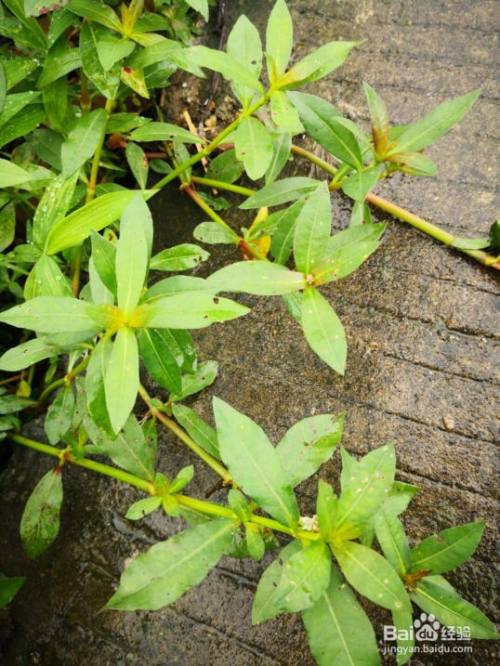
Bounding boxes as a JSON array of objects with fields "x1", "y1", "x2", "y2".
[{"x1": 1, "y1": 1, "x2": 499, "y2": 664}]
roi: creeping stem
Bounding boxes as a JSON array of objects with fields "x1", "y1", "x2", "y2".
[
  {"x1": 289, "y1": 145, "x2": 499, "y2": 269},
  {"x1": 7, "y1": 434, "x2": 318, "y2": 541}
]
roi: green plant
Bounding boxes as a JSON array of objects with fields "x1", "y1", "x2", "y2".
[{"x1": 0, "y1": 1, "x2": 498, "y2": 663}]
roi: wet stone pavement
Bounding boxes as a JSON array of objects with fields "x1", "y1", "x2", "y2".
[{"x1": 0, "y1": 1, "x2": 499, "y2": 664}]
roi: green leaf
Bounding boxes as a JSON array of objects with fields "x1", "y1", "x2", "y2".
[
  {"x1": 206, "y1": 149, "x2": 244, "y2": 184},
  {"x1": 240, "y1": 177, "x2": 318, "y2": 209},
  {"x1": 0, "y1": 63, "x2": 6, "y2": 114},
  {"x1": 150, "y1": 243, "x2": 209, "y2": 272},
  {"x1": 389, "y1": 151, "x2": 438, "y2": 177},
  {"x1": 270, "y1": 91, "x2": 303, "y2": 134},
  {"x1": 80, "y1": 23, "x2": 120, "y2": 99},
  {"x1": 4, "y1": 0, "x2": 48, "y2": 51},
  {"x1": 0, "y1": 158, "x2": 32, "y2": 188},
  {"x1": 0, "y1": 297, "x2": 105, "y2": 334},
  {"x1": 184, "y1": 0, "x2": 209, "y2": 20},
  {"x1": 288, "y1": 91, "x2": 363, "y2": 168},
  {"x1": 143, "y1": 292, "x2": 249, "y2": 329},
  {"x1": 87, "y1": 414, "x2": 156, "y2": 480},
  {"x1": 374, "y1": 512, "x2": 411, "y2": 576},
  {"x1": 181, "y1": 46, "x2": 263, "y2": 93},
  {"x1": 252, "y1": 540, "x2": 301, "y2": 623},
  {"x1": 410, "y1": 522, "x2": 485, "y2": 575},
  {"x1": 336, "y1": 444, "x2": 396, "y2": 530},
  {"x1": 411, "y1": 578, "x2": 498, "y2": 639},
  {"x1": 280, "y1": 41, "x2": 357, "y2": 89},
  {"x1": 389, "y1": 90, "x2": 480, "y2": 154},
  {"x1": 451, "y1": 236, "x2": 490, "y2": 250},
  {"x1": 96, "y1": 34, "x2": 135, "y2": 71},
  {"x1": 44, "y1": 386, "x2": 75, "y2": 445},
  {"x1": 234, "y1": 116, "x2": 274, "y2": 181},
  {"x1": 85, "y1": 336, "x2": 113, "y2": 432},
  {"x1": 116, "y1": 196, "x2": 149, "y2": 312},
  {"x1": 276, "y1": 413, "x2": 344, "y2": 487},
  {"x1": 245, "y1": 523, "x2": 265, "y2": 561},
  {"x1": 104, "y1": 328, "x2": 139, "y2": 434},
  {"x1": 312, "y1": 223, "x2": 386, "y2": 284},
  {"x1": 0, "y1": 203, "x2": 15, "y2": 252},
  {"x1": 0, "y1": 90, "x2": 41, "y2": 130},
  {"x1": 303, "y1": 566, "x2": 381, "y2": 666},
  {"x1": 129, "y1": 121, "x2": 200, "y2": 144},
  {"x1": 266, "y1": 0, "x2": 293, "y2": 82},
  {"x1": 213, "y1": 397, "x2": 299, "y2": 527},
  {"x1": 37, "y1": 35, "x2": 81, "y2": 88},
  {"x1": 107, "y1": 112, "x2": 151, "y2": 133},
  {"x1": 363, "y1": 82, "x2": 390, "y2": 156},
  {"x1": 0, "y1": 394, "x2": 35, "y2": 415},
  {"x1": 317, "y1": 480, "x2": 338, "y2": 542},
  {"x1": 20, "y1": 468, "x2": 63, "y2": 559},
  {"x1": 270, "y1": 200, "x2": 305, "y2": 264},
  {"x1": 137, "y1": 328, "x2": 182, "y2": 394},
  {"x1": 301, "y1": 287, "x2": 347, "y2": 375},
  {"x1": 0, "y1": 337, "x2": 57, "y2": 372},
  {"x1": 341, "y1": 165, "x2": 382, "y2": 203},
  {"x1": 293, "y1": 183, "x2": 331, "y2": 274},
  {"x1": 334, "y1": 541, "x2": 411, "y2": 612},
  {"x1": 391, "y1": 606, "x2": 414, "y2": 666},
  {"x1": 265, "y1": 130, "x2": 292, "y2": 184},
  {"x1": 32, "y1": 173, "x2": 79, "y2": 249},
  {"x1": 0, "y1": 105, "x2": 45, "y2": 149},
  {"x1": 171, "y1": 403, "x2": 219, "y2": 459},
  {"x1": 106, "y1": 519, "x2": 236, "y2": 610},
  {"x1": 273, "y1": 541, "x2": 331, "y2": 613},
  {"x1": 45, "y1": 190, "x2": 153, "y2": 254},
  {"x1": 67, "y1": 0, "x2": 122, "y2": 32},
  {"x1": 227, "y1": 14, "x2": 262, "y2": 107},
  {"x1": 207, "y1": 261, "x2": 305, "y2": 296},
  {"x1": 0, "y1": 54, "x2": 38, "y2": 90},
  {"x1": 193, "y1": 222, "x2": 237, "y2": 245},
  {"x1": 169, "y1": 465, "x2": 194, "y2": 494},
  {"x1": 126, "y1": 496, "x2": 162, "y2": 521},
  {"x1": 61, "y1": 109, "x2": 108, "y2": 178},
  {"x1": 170, "y1": 360, "x2": 218, "y2": 402},
  {"x1": 0, "y1": 574, "x2": 26, "y2": 609},
  {"x1": 91, "y1": 231, "x2": 117, "y2": 296},
  {"x1": 125, "y1": 142, "x2": 149, "y2": 189},
  {"x1": 24, "y1": 255, "x2": 72, "y2": 300}
]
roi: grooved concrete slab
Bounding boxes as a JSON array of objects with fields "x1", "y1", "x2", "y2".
[{"x1": 1, "y1": 1, "x2": 498, "y2": 664}]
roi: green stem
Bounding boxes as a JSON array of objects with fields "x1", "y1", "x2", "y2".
[
  {"x1": 291, "y1": 144, "x2": 499, "y2": 270},
  {"x1": 191, "y1": 176, "x2": 255, "y2": 198},
  {"x1": 138, "y1": 385, "x2": 234, "y2": 486},
  {"x1": 38, "y1": 356, "x2": 90, "y2": 403},
  {"x1": 72, "y1": 97, "x2": 115, "y2": 296},
  {"x1": 183, "y1": 186, "x2": 240, "y2": 240},
  {"x1": 9, "y1": 434, "x2": 155, "y2": 494},
  {"x1": 7, "y1": 434, "x2": 318, "y2": 541},
  {"x1": 153, "y1": 95, "x2": 269, "y2": 192},
  {"x1": 366, "y1": 192, "x2": 500, "y2": 268}
]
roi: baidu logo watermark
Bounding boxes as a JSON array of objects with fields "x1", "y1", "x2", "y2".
[{"x1": 383, "y1": 612, "x2": 473, "y2": 658}]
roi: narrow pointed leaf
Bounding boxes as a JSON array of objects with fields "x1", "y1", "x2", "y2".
[
  {"x1": 150, "y1": 244, "x2": 209, "y2": 272},
  {"x1": 61, "y1": 109, "x2": 108, "y2": 177},
  {"x1": 137, "y1": 328, "x2": 182, "y2": 394},
  {"x1": 130, "y1": 122, "x2": 201, "y2": 144},
  {"x1": 44, "y1": 385, "x2": 75, "y2": 445},
  {"x1": 227, "y1": 14, "x2": 262, "y2": 107},
  {"x1": 0, "y1": 575, "x2": 26, "y2": 608},
  {"x1": 0, "y1": 297, "x2": 105, "y2": 334},
  {"x1": 126, "y1": 496, "x2": 162, "y2": 521},
  {"x1": 270, "y1": 199, "x2": 305, "y2": 264},
  {"x1": 335, "y1": 541, "x2": 411, "y2": 612},
  {"x1": 104, "y1": 328, "x2": 139, "y2": 434},
  {"x1": 207, "y1": 261, "x2": 305, "y2": 296},
  {"x1": 411, "y1": 578, "x2": 498, "y2": 640},
  {"x1": 303, "y1": 566, "x2": 381, "y2": 666},
  {"x1": 266, "y1": 0, "x2": 293, "y2": 81},
  {"x1": 20, "y1": 468, "x2": 63, "y2": 559},
  {"x1": 301, "y1": 287, "x2": 347, "y2": 375},
  {"x1": 276, "y1": 413, "x2": 344, "y2": 487},
  {"x1": 374, "y1": 512, "x2": 411, "y2": 576},
  {"x1": 341, "y1": 165, "x2": 382, "y2": 203},
  {"x1": 252, "y1": 541, "x2": 301, "y2": 623},
  {"x1": 317, "y1": 480, "x2": 338, "y2": 542},
  {"x1": 280, "y1": 41, "x2": 357, "y2": 89},
  {"x1": 213, "y1": 397, "x2": 299, "y2": 527},
  {"x1": 116, "y1": 197, "x2": 149, "y2": 312},
  {"x1": 172, "y1": 403, "x2": 219, "y2": 459},
  {"x1": 293, "y1": 183, "x2": 331, "y2": 274},
  {"x1": 410, "y1": 522, "x2": 485, "y2": 575},
  {"x1": 240, "y1": 177, "x2": 318, "y2": 209},
  {"x1": 234, "y1": 117, "x2": 274, "y2": 181},
  {"x1": 106, "y1": 519, "x2": 236, "y2": 610},
  {"x1": 143, "y1": 292, "x2": 249, "y2": 329},
  {"x1": 0, "y1": 337, "x2": 57, "y2": 371}
]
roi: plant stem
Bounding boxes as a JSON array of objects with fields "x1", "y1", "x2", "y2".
[
  {"x1": 71, "y1": 97, "x2": 115, "y2": 296},
  {"x1": 153, "y1": 95, "x2": 269, "y2": 192},
  {"x1": 291, "y1": 144, "x2": 500, "y2": 269},
  {"x1": 7, "y1": 435, "x2": 318, "y2": 541},
  {"x1": 183, "y1": 186, "x2": 240, "y2": 241},
  {"x1": 365, "y1": 192, "x2": 500, "y2": 268},
  {"x1": 191, "y1": 176, "x2": 255, "y2": 198},
  {"x1": 9, "y1": 434, "x2": 155, "y2": 494},
  {"x1": 138, "y1": 385, "x2": 234, "y2": 485},
  {"x1": 37, "y1": 356, "x2": 90, "y2": 403}
]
